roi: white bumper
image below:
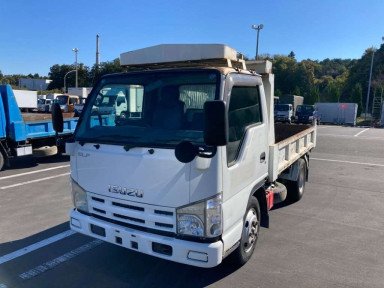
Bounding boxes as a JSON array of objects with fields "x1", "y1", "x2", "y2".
[{"x1": 70, "y1": 210, "x2": 223, "y2": 268}]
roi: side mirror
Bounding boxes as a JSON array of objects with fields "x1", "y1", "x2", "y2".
[
  {"x1": 52, "y1": 103, "x2": 64, "y2": 133},
  {"x1": 204, "y1": 101, "x2": 228, "y2": 146}
]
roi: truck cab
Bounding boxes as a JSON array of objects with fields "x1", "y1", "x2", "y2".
[
  {"x1": 295, "y1": 104, "x2": 314, "y2": 124},
  {"x1": 274, "y1": 103, "x2": 293, "y2": 123},
  {"x1": 55, "y1": 94, "x2": 79, "y2": 113},
  {"x1": 62, "y1": 44, "x2": 316, "y2": 268}
]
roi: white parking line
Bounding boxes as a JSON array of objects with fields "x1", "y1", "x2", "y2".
[
  {"x1": 19, "y1": 239, "x2": 103, "y2": 280},
  {"x1": 0, "y1": 173, "x2": 70, "y2": 190},
  {"x1": 318, "y1": 134, "x2": 384, "y2": 140},
  {"x1": 312, "y1": 158, "x2": 384, "y2": 167},
  {"x1": 0, "y1": 230, "x2": 76, "y2": 265},
  {"x1": 354, "y1": 128, "x2": 370, "y2": 137},
  {"x1": 0, "y1": 165, "x2": 70, "y2": 180}
]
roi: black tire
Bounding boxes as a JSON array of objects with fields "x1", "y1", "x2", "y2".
[
  {"x1": 120, "y1": 111, "x2": 128, "y2": 119},
  {"x1": 229, "y1": 196, "x2": 260, "y2": 266},
  {"x1": 287, "y1": 158, "x2": 306, "y2": 202},
  {"x1": 0, "y1": 150, "x2": 4, "y2": 171},
  {"x1": 33, "y1": 146, "x2": 58, "y2": 158}
]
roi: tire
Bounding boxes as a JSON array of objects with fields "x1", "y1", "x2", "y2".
[
  {"x1": 33, "y1": 146, "x2": 58, "y2": 158},
  {"x1": 0, "y1": 150, "x2": 4, "y2": 171},
  {"x1": 287, "y1": 158, "x2": 306, "y2": 202},
  {"x1": 120, "y1": 111, "x2": 128, "y2": 119},
  {"x1": 230, "y1": 196, "x2": 261, "y2": 266}
]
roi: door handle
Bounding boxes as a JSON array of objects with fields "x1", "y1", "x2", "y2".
[{"x1": 260, "y1": 152, "x2": 266, "y2": 163}]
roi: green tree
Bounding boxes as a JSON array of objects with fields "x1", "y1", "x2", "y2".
[
  {"x1": 47, "y1": 64, "x2": 90, "y2": 91},
  {"x1": 351, "y1": 83, "x2": 363, "y2": 116},
  {"x1": 306, "y1": 85, "x2": 320, "y2": 104},
  {"x1": 324, "y1": 82, "x2": 340, "y2": 102},
  {"x1": 89, "y1": 58, "x2": 124, "y2": 85},
  {"x1": 288, "y1": 51, "x2": 295, "y2": 59}
]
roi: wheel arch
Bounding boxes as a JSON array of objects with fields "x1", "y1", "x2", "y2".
[{"x1": 251, "y1": 184, "x2": 269, "y2": 228}]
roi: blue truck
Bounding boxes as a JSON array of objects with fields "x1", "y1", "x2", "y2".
[{"x1": 0, "y1": 85, "x2": 78, "y2": 171}]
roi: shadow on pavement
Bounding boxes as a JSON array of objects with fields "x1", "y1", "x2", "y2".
[
  {"x1": 6, "y1": 154, "x2": 70, "y2": 171},
  {"x1": 0, "y1": 220, "x2": 243, "y2": 288},
  {"x1": 0, "y1": 222, "x2": 70, "y2": 255}
]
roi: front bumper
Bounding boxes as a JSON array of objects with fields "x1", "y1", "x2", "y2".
[{"x1": 70, "y1": 209, "x2": 223, "y2": 268}]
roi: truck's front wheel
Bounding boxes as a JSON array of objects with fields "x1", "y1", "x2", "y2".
[
  {"x1": 287, "y1": 158, "x2": 306, "y2": 202},
  {"x1": 230, "y1": 196, "x2": 260, "y2": 266}
]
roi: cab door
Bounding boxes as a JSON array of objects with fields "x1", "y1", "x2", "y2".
[{"x1": 222, "y1": 73, "x2": 269, "y2": 243}]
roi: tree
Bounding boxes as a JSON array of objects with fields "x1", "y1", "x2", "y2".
[
  {"x1": 323, "y1": 82, "x2": 340, "y2": 102},
  {"x1": 47, "y1": 63, "x2": 90, "y2": 90},
  {"x1": 306, "y1": 85, "x2": 320, "y2": 104},
  {"x1": 351, "y1": 83, "x2": 363, "y2": 116},
  {"x1": 89, "y1": 58, "x2": 123, "y2": 85},
  {"x1": 288, "y1": 51, "x2": 295, "y2": 59}
]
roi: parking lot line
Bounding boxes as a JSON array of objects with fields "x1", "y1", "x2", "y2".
[
  {"x1": 0, "y1": 230, "x2": 76, "y2": 265},
  {"x1": 312, "y1": 158, "x2": 384, "y2": 167},
  {"x1": 19, "y1": 239, "x2": 103, "y2": 280},
  {"x1": 354, "y1": 128, "x2": 370, "y2": 137},
  {"x1": 0, "y1": 165, "x2": 70, "y2": 181},
  {"x1": 0, "y1": 173, "x2": 70, "y2": 190}
]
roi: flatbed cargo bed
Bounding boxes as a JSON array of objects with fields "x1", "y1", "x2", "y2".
[
  {"x1": 22, "y1": 113, "x2": 75, "y2": 122},
  {"x1": 269, "y1": 123, "x2": 316, "y2": 181}
]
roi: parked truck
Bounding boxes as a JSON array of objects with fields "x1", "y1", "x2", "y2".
[
  {"x1": 295, "y1": 104, "x2": 315, "y2": 124},
  {"x1": 68, "y1": 87, "x2": 92, "y2": 98},
  {"x1": 274, "y1": 103, "x2": 293, "y2": 123},
  {"x1": 315, "y1": 102, "x2": 358, "y2": 125},
  {"x1": 55, "y1": 44, "x2": 316, "y2": 268},
  {"x1": 13, "y1": 90, "x2": 38, "y2": 112},
  {"x1": 0, "y1": 85, "x2": 78, "y2": 171},
  {"x1": 279, "y1": 94, "x2": 304, "y2": 115}
]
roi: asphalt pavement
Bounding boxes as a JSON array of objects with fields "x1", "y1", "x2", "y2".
[{"x1": 0, "y1": 125, "x2": 383, "y2": 288}]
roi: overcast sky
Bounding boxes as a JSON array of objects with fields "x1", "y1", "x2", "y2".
[{"x1": 1, "y1": 0, "x2": 383, "y2": 76}]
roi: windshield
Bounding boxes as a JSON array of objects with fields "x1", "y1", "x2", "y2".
[
  {"x1": 55, "y1": 95, "x2": 68, "y2": 105},
  {"x1": 75, "y1": 70, "x2": 219, "y2": 147},
  {"x1": 296, "y1": 105, "x2": 314, "y2": 113},
  {"x1": 38, "y1": 99, "x2": 45, "y2": 104},
  {"x1": 275, "y1": 104, "x2": 289, "y2": 111}
]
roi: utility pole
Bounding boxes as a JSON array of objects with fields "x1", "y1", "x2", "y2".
[
  {"x1": 252, "y1": 24, "x2": 264, "y2": 60},
  {"x1": 365, "y1": 48, "x2": 375, "y2": 120},
  {"x1": 72, "y1": 48, "x2": 79, "y2": 88}
]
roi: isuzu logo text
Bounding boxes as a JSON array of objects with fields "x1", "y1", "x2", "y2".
[{"x1": 108, "y1": 185, "x2": 144, "y2": 198}]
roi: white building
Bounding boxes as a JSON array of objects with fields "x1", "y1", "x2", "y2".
[{"x1": 19, "y1": 78, "x2": 52, "y2": 91}]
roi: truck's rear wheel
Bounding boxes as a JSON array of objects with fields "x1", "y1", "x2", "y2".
[
  {"x1": 33, "y1": 146, "x2": 58, "y2": 158},
  {"x1": 230, "y1": 196, "x2": 260, "y2": 266},
  {"x1": 0, "y1": 150, "x2": 4, "y2": 171},
  {"x1": 287, "y1": 158, "x2": 306, "y2": 202}
]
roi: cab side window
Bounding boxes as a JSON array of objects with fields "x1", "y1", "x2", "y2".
[{"x1": 227, "y1": 86, "x2": 262, "y2": 164}]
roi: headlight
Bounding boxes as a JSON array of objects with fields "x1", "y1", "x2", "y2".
[
  {"x1": 309, "y1": 116, "x2": 314, "y2": 120},
  {"x1": 71, "y1": 178, "x2": 88, "y2": 213},
  {"x1": 177, "y1": 194, "x2": 222, "y2": 238}
]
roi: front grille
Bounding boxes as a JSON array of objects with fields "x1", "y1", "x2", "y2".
[
  {"x1": 88, "y1": 192, "x2": 175, "y2": 233},
  {"x1": 113, "y1": 213, "x2": 145, "y2": 223}
]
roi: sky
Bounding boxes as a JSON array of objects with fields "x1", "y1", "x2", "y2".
[{"x1": 1, "y1": 0, "x2": 383, "y2": 76}]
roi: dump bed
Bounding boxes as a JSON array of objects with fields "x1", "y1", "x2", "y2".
[
  {"x1": 269, "y1": 124, "x2": 317, "y2": 181},
  {"x1": 10, "y1": 113, "x2": 78, "y2": 141}
]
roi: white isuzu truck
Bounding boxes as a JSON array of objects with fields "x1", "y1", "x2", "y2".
[{"x1": 53, "y1": 44, "x2": 316, "y2": 268}]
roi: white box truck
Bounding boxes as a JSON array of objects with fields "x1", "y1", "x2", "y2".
[
  {"x1": 55, "y1": 44, "x2": 317, "y2": 268},
  {"x1": 13, "y1": 90, "x2": 38, "y2": 112},
  {"x1": 68, "y1": 87, "x2": 92, "y2": 98},
  {"x1": 315, "y1": 102, "x2": 358, "y2": 126}
]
